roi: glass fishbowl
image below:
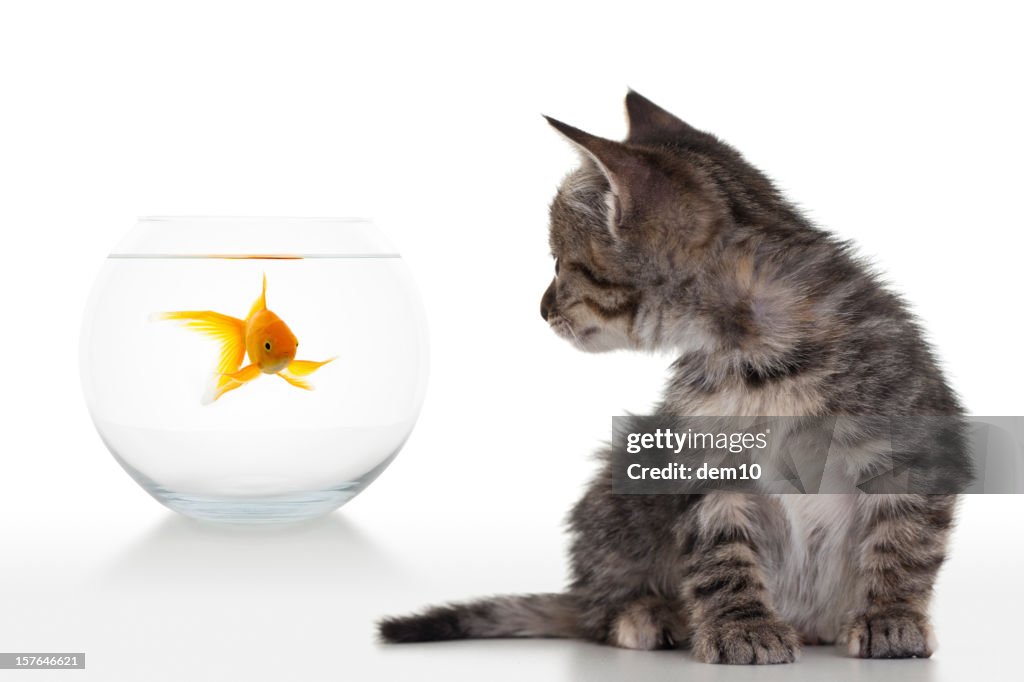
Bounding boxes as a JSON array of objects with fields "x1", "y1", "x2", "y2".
[{"x1": 80, "y1": 217, "x2": 429, "y2": 523}]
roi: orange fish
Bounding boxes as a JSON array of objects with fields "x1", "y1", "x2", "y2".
[{"x1": 157, "y1": 275, "x2": 333, "y2": 403}]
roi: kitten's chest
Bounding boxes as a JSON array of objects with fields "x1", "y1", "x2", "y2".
[
  {"x1": 767, "y1": 495, "x2": 861, "y2": 642},
  {"x1": 678, "y1": 376, "x2": 826, "y2": 418}
]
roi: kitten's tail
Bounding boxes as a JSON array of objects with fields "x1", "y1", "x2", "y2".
[{"x1": 377, "y1": 593, "x2": 579, "y2": 643}]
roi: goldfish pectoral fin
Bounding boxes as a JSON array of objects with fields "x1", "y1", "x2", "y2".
[
  {"x1": 226, "y1": 364, "x2": 262, "y2": 383},
  {"x1": 203, "y1": 378, "x2": 245, "y2": 405},
  {"x1": 157, "y1": 310, "x2": 247, "y2": 379},
  {"x1": 286, "y1": 357, "x2": 335, "y2": 377},
  {"x1": 202, "y1": 364, "x2": 260, "y2": 404},
  {"x1": 279, "y1": 370, "x2": 314, "y2": 391}
]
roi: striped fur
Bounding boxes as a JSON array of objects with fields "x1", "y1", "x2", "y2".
[{"x1": 379, "y1": 91, "x2": 964, "y2": 664}]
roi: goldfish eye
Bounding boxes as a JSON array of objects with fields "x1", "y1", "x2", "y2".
[{"x1": 264, "y1": 341, "x2": 271, "y2": 351}]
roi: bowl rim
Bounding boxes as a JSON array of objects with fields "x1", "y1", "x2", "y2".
[
  {"x1": 110, "y1": 216, "x2": 401, "y2": 258},
  {"x1": 138, "y1": 215, "x2": 375, "y2": 223}
]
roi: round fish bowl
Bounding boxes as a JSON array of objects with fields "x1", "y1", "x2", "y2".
[{"x1": 80, "y1": 217, "x2": 429, "y2": 523}]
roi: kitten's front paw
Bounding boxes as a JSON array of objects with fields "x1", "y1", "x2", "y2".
[
  {"x1": 692, "y1": 617, "x2": 800, "y2": 664},
  {"x1": 845, "y1": 608, "x2": 936, "y2": 659}
]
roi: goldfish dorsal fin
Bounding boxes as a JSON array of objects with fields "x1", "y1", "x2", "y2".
[{"x1": 248, "y1": 274, "x2": 267, "y2": 318}]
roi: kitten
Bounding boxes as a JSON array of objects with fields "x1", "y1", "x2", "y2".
[{"x1": 378, "y1": 91, "x2": 966, "y2": 664}]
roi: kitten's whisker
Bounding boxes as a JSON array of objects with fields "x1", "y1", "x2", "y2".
[{"x1": 552, "y1": 316, "x2": 582, "y2": 344}]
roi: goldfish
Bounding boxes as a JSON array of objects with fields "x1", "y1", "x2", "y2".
[{"x1": 157, "y1": 275, "x2": 333, "y2": 403}]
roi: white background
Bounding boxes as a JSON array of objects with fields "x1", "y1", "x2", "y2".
[{"x1": 1, "y1": 1, "x2": 1022, "y2": 680}]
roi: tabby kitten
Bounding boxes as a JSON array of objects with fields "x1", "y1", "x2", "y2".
[{"x1": 378, "y1": 91, "x2": 964, "y2": 664}]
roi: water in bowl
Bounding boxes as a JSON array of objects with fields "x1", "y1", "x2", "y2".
[{"x1": 81, "y1": 252, "x2": 428, "y2": 523}]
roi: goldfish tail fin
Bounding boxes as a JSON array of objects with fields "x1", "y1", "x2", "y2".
[
  {"x1": 248, "y1": 274, "x2": 268, "y2": 318},
  {"x1": 279, "y1": 370, "x2": 314, "y2": 391},
  {"x1": 156, "y1": 310, "x2": 247, "y2": 396},
  {"x1": 286, "y1": 357, "x2": 335, "y2": 377}
]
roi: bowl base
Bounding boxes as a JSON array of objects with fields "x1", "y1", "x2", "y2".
[{"x1": 148, "y1": 486, "x2": 359, "y2": 524}]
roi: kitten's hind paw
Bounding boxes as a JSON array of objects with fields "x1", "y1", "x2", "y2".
[
  {"x1": 609, "y1": 598, "x2": 687, "y2": 651},
  {"x1": 844, "y1": 609, "x2": 936, "y2": 659},
  {"x1": 692, "y1": 617, "x2": 800, "y2": 664}
]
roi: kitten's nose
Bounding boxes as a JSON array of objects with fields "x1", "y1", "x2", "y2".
[{"x1": 540, "y1": 279, "x2": 556, "y2": 321}]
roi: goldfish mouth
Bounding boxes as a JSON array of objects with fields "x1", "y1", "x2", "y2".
[{"x1": 261, "y1": 359, "x2": 292, "y2": 374}]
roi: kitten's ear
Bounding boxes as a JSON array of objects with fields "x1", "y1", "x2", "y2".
[
  {"x1": 625, "y1": 90, "x2": 698, "y2": 144},
  {"x1": 545, "y1": 115, "x2": 655, "y2": 234}
]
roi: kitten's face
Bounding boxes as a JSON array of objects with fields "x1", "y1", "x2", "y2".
[
  {"x1": 540, "y1": 164, "x2": 643, "y2": 352},
  {"x1": 540, "y1": 93, "x2": 780, "y2": 355}
]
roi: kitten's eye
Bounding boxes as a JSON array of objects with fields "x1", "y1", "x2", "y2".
[
  {"x1": 264, "y1": 341, "x2": 272, "y2": 351},
  {"x1": 554, "y1": 258, "x2": 560, "y2": 275}
]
